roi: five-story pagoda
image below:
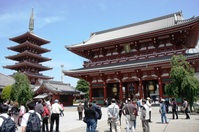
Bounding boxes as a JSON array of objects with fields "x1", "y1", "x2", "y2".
[{"x1": 4, "y1": 9, "x2": 53, "y2": 84}]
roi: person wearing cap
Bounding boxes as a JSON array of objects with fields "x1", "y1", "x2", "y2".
[
  {"x1": 146, "y1": 97, "x2": 152, "y2": 123},
  {"x1": 107, "y1": 98, "x2": 120, "y2": 132},
  {"x1": 50, "y1": 99, "x2": 64, "y2": 132},
  {"x1": 159, "y1": 99, "x2": 168, "y2": 124},
  {"x1": 122, "y1": 98, "x2": 137, "y2": 132},
  {"x1": 140, "y1": 99, "x2": 150, "y2": 132}
]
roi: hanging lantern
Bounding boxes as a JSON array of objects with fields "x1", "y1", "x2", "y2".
[{"x1": 124, "y1": 44, "x2": 131, "y2": 53}]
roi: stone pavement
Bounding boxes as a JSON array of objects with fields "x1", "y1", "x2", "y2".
[{"x1": 17, "y1": 105, "x2": 199, "y2": 132}]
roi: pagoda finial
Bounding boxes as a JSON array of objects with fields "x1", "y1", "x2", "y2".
[{"x1": 29, "y1": 8, "x2": 34, "y2": 32}]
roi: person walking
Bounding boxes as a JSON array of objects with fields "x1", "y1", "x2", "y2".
[
  {"x1": 107, "y1": 98, "x2": 120, "y2": 132},
  {"x1": 171, "y1": 98, "x2": 178, "y2": 119},
  {"x1": 18, "y1": 104, "x2": 26, "y2": 126},
  {"x1": 84, "y1": 103, "x2": 96, "y2": 132},
  {"x1": 35, "y1": 99, "x2": 44, "y2": 116},
  {"x1": 42, "y1": 102, "x2": 50, "y2": 132},
  {"x1": 10, "y1": 101, "x2": 20, "y2": 128},
  {"x1": 84, "y1": 98, "x2": 89, "y2": 110},
  {"x1": 146, "y1": 97, "x2": 152, "y2": 123},
  {"x1": 77, "y1": 102, "x2": 84, "y2": 120},
  {"x1": 92, "y1": 100, "x2": 102, "y2": 131},
  {"x1": 140, "y1": 99, "x2": 150, "y2": 132},
  {"x1": 132, "y1": 99, "x2": 138, "y2": 130},
  {"x1": 50, "y1": 99, "x2": 64, "y2": 132},
  {"x1": 122, "y1": 98, "x2": 137, "y2": 132},
  {"x1": 159, "y1": 99, "x2": 168, "y2": 124},
  {"x1": 59, "y1": 102, "x2": 64, "y2": 117},
  {"x1": 183, "y1": 98, "x2": 190, "y2": 119},
  {"x1": 0, "y1": 104, "x2": 15, "y2": 131}
]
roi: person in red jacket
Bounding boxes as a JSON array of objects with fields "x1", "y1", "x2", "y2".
[{"x1": 42, "y1": 102, "x2": 50, "y2": 132}]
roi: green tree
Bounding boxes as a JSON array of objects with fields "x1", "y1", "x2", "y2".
[
  {"x1": 1, "y1": 85, "x2": 12, "y2": 101},
  {"x1": 76, "y1": 79, "x2": 89, "y2": 98},
  {"x1": 165, "y1": 55, "x2": 199, "y2": 111},
  {"x1": 10, "y1": 72, "x2": 33, "y2": 105}
]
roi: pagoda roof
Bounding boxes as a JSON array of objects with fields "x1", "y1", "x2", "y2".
[
  {"x1": 24, "y1": 72, "x2": 53, "y2": 80},
  {"x1": 9, "y1": 31, "x2": 50, "y2": 46},
  {"x1": 66, "y1": 11, "x2": 199, "y2": 50},
  {"x1": 3, "y1": 61, "x2": 52, "y2": 71},
  {"x1": 63, "y1": 53, "x2": 199, "y2": 78},
  {"x1": 5, "y1": 51, "x2": 51, "y2": 62},
  {"x1": 8, "y1": 41, "x2": 50, "y2": 53}
]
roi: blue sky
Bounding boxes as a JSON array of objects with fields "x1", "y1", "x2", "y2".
[{"x1": 0, "y1": 0, "x2": 199, "y2": 87}]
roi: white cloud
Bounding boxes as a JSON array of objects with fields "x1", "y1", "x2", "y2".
[{"x1": 36, "y1": 16, "x2": 65, "y2": 29}]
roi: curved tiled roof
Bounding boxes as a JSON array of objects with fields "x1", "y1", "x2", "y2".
[
  {"x1": 3, "y1": 61, "x2": 52, "y2": 71},
  {"x1": 43, "y1": 81, "x2": 79, "y2": 94},
  {"x1": 9, "y1": 32, "x2": 50, "y2": 46},
  {"x1": 8, "y1": 41, "x2": 50, "y2": 53},
  {"x1": 5, "y1": 50, "x2": 51, "y2": 62},
  {"x1": 66, "y1": 11, "x2": 198, "y2": 49},
  {"x1": 0, "y1": 73, "x2": 15, "y2": 89}
]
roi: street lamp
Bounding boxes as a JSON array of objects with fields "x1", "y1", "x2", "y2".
[{"x1": 61, "y1": 65, "x2": 64, "y2": 82}]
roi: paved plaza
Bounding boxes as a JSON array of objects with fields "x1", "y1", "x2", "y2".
[{"x1": 18, "y1": 105, "x2": 199, "y2": 132}]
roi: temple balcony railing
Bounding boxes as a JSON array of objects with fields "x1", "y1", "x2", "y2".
[{"x1": 83, "y1": 49, "x2": 185, "y2": 67}]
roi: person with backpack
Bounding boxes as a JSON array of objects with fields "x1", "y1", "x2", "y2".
[
  {"x1": 171, "y1": 98, "x2": 178, "y2": 119},
  {"x1": 21, "y1": 100, "x2": 41, "y2": 132},
  {"x1": 92, "y1": 100, "x2": 102, "y2": 132},
  {"x1": 84, "y1": 103, "x2": 96, "y2": 132},
  {"x1": 10, "y1": 102, "x2": 20, "y2": 128},
  {"x1": 0, "y1": 104, "x2": 16, "y2": 132}
]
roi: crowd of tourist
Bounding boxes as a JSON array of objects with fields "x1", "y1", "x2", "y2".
[
  {"x1": 0, "y1": 96, "x2": 191, "y2": 132},
  {"x1": 81, "y1": 97, "x2": 190, "y2": 132},
  {"x1": 0, "y1": 98, "x2": 64, "y2": 132}
]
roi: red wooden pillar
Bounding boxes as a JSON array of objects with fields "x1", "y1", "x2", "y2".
[
  {"x1": 158, "y1": 77, "x2": 163, "y2": 98},
  {"x1": 89, "y1": 82, "x2": 92, "y2": 101},
  {"x1": 139, "y1": 78, "x2": 143, "y2": 98},
  {"x1": 103, "y1": 81, "x2": 107, "y2": 100}
]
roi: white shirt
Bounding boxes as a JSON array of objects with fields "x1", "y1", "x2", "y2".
[
  {"x1": 107, "y1": 103, "x2": 119, "y2": 120},
  {"x1": 21, "y1": 110, "x2": 41, "y2": 127},
  {"x1": 146, "y1": 100, "x2": 152, "y2": 111},
  {"x1": 51, "y1": 103, "x2": 63, "y2": 114},
  {"x1": 20, "y1": 105, "x2": 26, "y2": 115},
  {"x1": 0, "y1": 113, "x2": 14, "y2": 127},
  {"x1": 140, "y1": 104, "x2": 149, "y2": 120}
]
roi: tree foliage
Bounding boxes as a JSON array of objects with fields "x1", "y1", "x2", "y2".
[
  {"x1": 76, "y1": 79, "x2": 89, "y2": 97},
  {"x1": 10, "y1": 72, "x2": 33, "y2": 105},
  {"x1": 165, "y1": 55, "x2": 199, "y2": 110},
  {"x1": 1, "y1": 85, "x2": 12, "y2": 100}
]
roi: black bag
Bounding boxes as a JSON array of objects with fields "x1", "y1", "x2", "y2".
[
  {"x1": 0, "y1": 116, "x2": 16, "y2": 132},
  {"x1": 83, "y1": 117, "x2": 87, "y2": 123},
  {"x1": 96, "y1": 107, "x2": 102, "y2": 120},
  {"x1": 26, "y1": 112, "x2": 41, "y2": 132}
]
